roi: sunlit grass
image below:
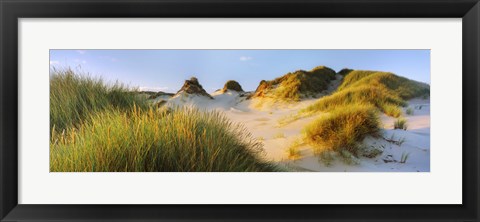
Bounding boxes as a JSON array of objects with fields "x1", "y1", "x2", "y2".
[
  {"x1": 50, "y1": 69, "x2": 277, "y2": 172},
  {"x1": 50, "y1": 106, "x2": 277, "y2": 172},
  {"x1": 300, "y1": 70, "x2": 429, "y2": 117},
  {"x1": 253, "y1": 66, "x2": 336, "y2": 101},
  {"x1": 304, "y1": 104, "x2": 381, "y2": 156},
  {"x1": 286, "y1": 146, "x2": 301, "y2": 161},
  {"x1": 300, "y1": 85, "x2": 405, "y2": 117},
  {"x1": 50, "y1": 68, "x2": 148, "y2": 131},
  {"x1": 286, "y1": 138, "x2": 302, "y2": 160},
  {"x1": 381, "y1": 104, "x2": 402, "y2": 118},
  {"x1": 394, "y1": 118, "x2": 408, "y2": 130}
]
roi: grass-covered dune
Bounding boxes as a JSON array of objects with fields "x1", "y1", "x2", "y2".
[
  {"x1": 337, "y1": 68, "x2": 354, "y2": 76},
  {"x1": 222, "y1": 80, "x2": 244, "y2": 92},
  {"x1": 50, "y1": 68, "x2": 276, "y2": 172},
  {"x1": 301, "y1": 70, "x2": 430, "y2": 117},
  {"x1": 252, "y1": 66, "x2": 337, "y2": 101},
  {"x1": 137, "y1": 91, "x2": 175, "y2": 100},
  {"x1": 299, "y1": 69, "x2": 429, "y2": 160},
  {"x1": 337, "y1": 70, "x2": 430, "y2": 98}
]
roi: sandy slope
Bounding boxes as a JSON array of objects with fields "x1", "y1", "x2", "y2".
[
  {"x1": 155, "y1": 79, "x2": 430, "y2": 172},
  {"x1": 222, "y1": 97, "x2": 430, "y2": 172}
]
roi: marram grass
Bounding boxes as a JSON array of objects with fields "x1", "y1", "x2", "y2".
[
  {"x1": 300, "y1": 85, "x2": 406, "y2": 117},
  {"x1": 298, "y1": 69, "x2": 428, "y2": 158},
  {"x1": 50, "y1": 106, "x2": 277, "y2": 172},
  {"x1": 394, "y1": 117, "x2": 408, "y2": 130},
  {"x1": 253, "y1": 66, "x2": 337, "y2": 101},
  {"x1": 304, "y1": 104, "x2": 381, "y2": 156},
  {"x1": 50, "y1": 69, "x2": 277, "y2": 172},
  {"x1": 50, "y1": 68, "x2": 148, "y2": 131},
  {"x1": 301, "y1": 70, "x2": 429, "y2": 117}
]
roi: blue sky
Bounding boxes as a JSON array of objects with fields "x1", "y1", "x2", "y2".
[{"x1": 50, "y1": 50, "x2": 430, "y2": 93}]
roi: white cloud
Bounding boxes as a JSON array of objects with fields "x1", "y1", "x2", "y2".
[
  {"x1": 240, "y1": 56, "x2": 253, "y2": 61},
  {"x1": 138, "y1": 86, "x2": 169, "y2": 92},
  {"x1": 49, "y1": 60, "x2": 60, "y2": 65},
  {"x1": 76, "y1": 50, "x2": 86, "y2": 54}
]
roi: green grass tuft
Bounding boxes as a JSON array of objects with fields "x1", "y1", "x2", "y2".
[
  {"x1": 50, "y1": 68, "x2": 148, "y2": 131},
  {"x1": 286, "y1": 138, "x2": 303, "y2": 160},
  {"x1": 304, "y1": 104, "x2": 381, "y2": 156},
  {"x1": 50, "y1": 106, "x2": 277, "y2": 172},
  {"x1": 339, "y1": 150, "x2": 360, "y2": 165},
  {"x1": 394, "y1": 118, "x2": 408, "y2": 130},
  {"x1": 406, "y1": 107, "x2": 414, "y2": 115},
  {"x1": 360, "y1": 145, "x2": 384, "y2": 158},
  {"x1": 318, "y1": 150, "x2": 335, "y2": 166},
  {"x1": 381, "y1": 104, "x2": 403, "y2": 118},
  {"x1": 400, "y1": 152, "x2": 410, "y2": 163}
]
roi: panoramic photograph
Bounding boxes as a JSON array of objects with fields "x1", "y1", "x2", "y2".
[{"x1": 49, "y1": 49, "x2": 430, "y2": 172}]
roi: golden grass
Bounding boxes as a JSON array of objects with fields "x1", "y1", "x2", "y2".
[
  {"x1": 381, "y1": 104, "x2": 402, "y2": 118},
  {"x1": 301, "y1": 70, "x2": 429, "y2": 117},
  {"x1": 338, "y1": 70, "x2": 430, "y2": 99},
  {"x1": 304, "y1": 104, "x2": 380, "y2": 156},
  {"x1": 286, "y1": 146, "x2": 301, "y2": 160},
  {"x1": 50, "y1": 68, "x2": 148, "y2": 131},
  {"x1": 286, "y1": 138, "x2": 303, "y2": 160},
  {"x1": 301, "y1": 85, "x2": 405, "y2": 117},
  {"x1": 50, "y1": 106, "x2": 277, "y2": 172},
  {"x1": 50, "y1": 69, "x2": 277, "y2": 172},
  {"x1": 252, "y1": 66, "x2": 336, "y2": 101},
  {"x1": 394, "y1": 118, "x2": 408, "y2": 130}
]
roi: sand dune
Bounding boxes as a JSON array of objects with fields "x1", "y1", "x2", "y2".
[{"x1": 155, "y1": 87, "x2": 430, "y2": 172}]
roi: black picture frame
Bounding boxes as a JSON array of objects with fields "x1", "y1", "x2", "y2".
[{"x1": 1, "y1": 0, "x2": 479, "y2": 221}]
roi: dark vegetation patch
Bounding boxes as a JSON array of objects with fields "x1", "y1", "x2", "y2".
[
  {"x1": 338, "y1": 68, "x2": 354, "y2": 76},
  {"x1": 252, "y1": 66, "x2": 337, "y2": 101},
  {"x1": 143, "y1": 91, "x2": 175, "y2": 99},
  {"x1": 222, "y1": 80, "x2": 244, "y2": 92},
  {"x1": 175, "y1": 77, "x2": 213, "y2": 99}
]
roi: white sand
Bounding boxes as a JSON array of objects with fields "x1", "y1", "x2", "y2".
[{"x1": 157, "y1": 87, "x2": 430, "y2": 172}]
